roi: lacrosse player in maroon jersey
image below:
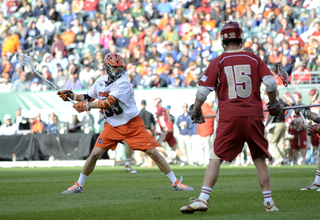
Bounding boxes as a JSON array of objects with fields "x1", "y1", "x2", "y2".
[
  {"x1": 180, "y1": 21, "x2": 280, "y2": 214},
  {"x1": 295, "y1": 105, "x2": 320, "y2": 191}
]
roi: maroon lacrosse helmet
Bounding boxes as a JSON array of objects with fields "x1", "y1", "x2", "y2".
[
  {"x1": 309, "y1": 88, "x2": 319, "y2": 101},
  {"x1": 220, "y1": 21, "x2": 244, "y2": 46},
  {"x1": 293, "y1": 92, "x2": 302, "y2": 101}
]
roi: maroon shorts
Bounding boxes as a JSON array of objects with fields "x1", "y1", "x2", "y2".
[
  {"x1": 213, "y1": 116, "x2": 269, "y2": 162},
  {"x1": 164, "y1": 131, "x2": 177, "y2": 147},
  {"x1": 311, "y1": 135, "x2": 319, "y2": 147},
  {"x1": 290, "y1": 130, "x2": 307, "y2": 149}
]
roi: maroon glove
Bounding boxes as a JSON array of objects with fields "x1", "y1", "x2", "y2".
[
  {"x1": 305, "y1": 124, "x2": 320, "y2": 136},
  {"x1": 267, "y1": 100, "x2": 282, "y2": 116}
]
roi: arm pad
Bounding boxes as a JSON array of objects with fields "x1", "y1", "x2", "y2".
[
  {"x1": 97, "y1": 95, "x2": 116, "y2": 109},
  {"x1": 262, "y1": 76, "x2": 277, "y2": 92},
  {"x1": 84, "y1": 94, "x2": 95, "y2": 102},
  {"x1": 196, "y1": 86, "x2": 212, "y2": 102}
]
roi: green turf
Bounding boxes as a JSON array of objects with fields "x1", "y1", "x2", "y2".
[{"x1": 0, "y1": 165, "x2": 319, "y2": 220}]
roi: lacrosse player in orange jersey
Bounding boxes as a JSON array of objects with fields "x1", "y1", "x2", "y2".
[{"x1": 58, "y1": 53, "x2": 193, "y2": 194}]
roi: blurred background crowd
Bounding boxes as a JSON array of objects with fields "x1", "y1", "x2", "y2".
[{"x1": 0, "y1": 0, "x2": 320, "y2": 92}]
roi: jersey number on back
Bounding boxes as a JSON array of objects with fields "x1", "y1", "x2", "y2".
[
  {"x1": 105, "y1": 101, "x2": 123, "y2": 117},
  {"x1": 224, "y1": 65, "x2": 252, "y2": 99}
]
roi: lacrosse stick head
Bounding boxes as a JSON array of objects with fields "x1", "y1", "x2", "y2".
[
  {"x1": 275, "y1": 63, "x2": 289, "y2": 87},
  {"x1": 16, "y1": 54, "x2": 36, "y2": 73}
]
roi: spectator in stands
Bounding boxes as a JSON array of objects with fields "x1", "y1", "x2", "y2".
[
  {"x1": 145, "y1": 1, "x2": 159, "y2": 20},
  {"x1": 310, "y1": 21, "x2": 320, "y2": 42},
  {"x1": 62, "y1": 6, "x2": 75, "y2": 26},
  {"x1": 150, "y1": 74, "x2": 167, "y2": 88},
  {"x1": 28, "y1": 111, "x2": 44, "y2": 133},
  {"x1": 290, "y1": 61, "x2": 312, "y2": 84},
  {"x1": 295, "y1": 19, "x2": 308, "y2": 36},
  {"x1": 189, "y1": 72, "x2": 201, "y2": 87},
  {"x1": 288, "y1": 44, "x2": 302, "y2": 65},
  {"x1": 83, "y1": 0, "x2": 99, "y2": 18},
  {"x1": 79, "y1": 64, "x2": 95, "y2": 88},
  {"x1": 211, "y1": 2, "x2": 222, "y2": 26},
  {"x1": 281, "y1": 56, "x2": 293, "y2": 76},
  {"x1": 288, "y1": 28, "x2": 304, "y2": 49},
  {"x1": 85, "y1": 28, "x2": 100, "y2": 47},
  {"x1": 82, "y1": 110, "x2": 94, "y2": 123},
  {"x1": 14, "y1": 108, "x2": 23, "y2": 125},
  {"x1": 117, "y1": 0, "x2": 131, "y2": 18},
  {"x1": 51, "y1": 34, "x2": 67, "y2": 57},
  {"x1": 305, "y1": 9, "x2": 316, "y2": 28},
  {"x1": 0, "y1": 76, "x2": 12, "y2": 92},
  {"x1": 33, "y1": 0, "x2": 48, "y2": 18},
  {"x1": 258, "y1": 17, "x2": 272, "y2": 34},
  {"x1": 54, "y1": 68, "x2": 68, "y2": 89},
  {"x1": 64, "y1": 73, "x2": 82, "y2": 90},
  {"x1": 25, "y1": 21, "x2": 40, "y2": 41},
  {"x1": 35, "y1": 38, "x2": 50, "y2": 56},
  {"x1": 0, "y1": 114, "x2": 18, "y2": 135},
  {"x1": 15, "y1": 19, "x2": 27, "y2": 40},
  {"x1": 74, "y1": 25, "x2": 86, "y2": 44},
  {"x1": 11, "y1": 72, "x2": 29, "y2": 91},
  {"x1": 69, "y1": 114, "x2": 81, "y2": 132},
  {"x1": 268, "y1": 47, "x2": 284, "y2": 65},
  {"x1": 49, "y1": 51, "x2": 69, "y2": 73},
  {"x1": 307, "y1": 54, "x2": 320, "y2": 72},
  {"x1": 48, "y1": 7, "x2": 62, "y2": 23},
  {"x1": 21, "y1": 3, "x2": 32, "y2": 19},
  {"x1": 30, "y1": 77, "x2": 42, "y2": 92},
  {"x1": 36, "y1": 13, "x2": 55, "y2": 37},
  {"x1": 60, "y1": 25, "x2": 76, "y2": 46},
  {"x1": 222, "y1": 3, "x2": 234, "y2": 22},
  {"x1": 47, "y1": 114, "x2": 59, "y2": 134},
  {"x1": 278, "y1": 18, "x2": 293, "y2": 37},
  {"x1": 2, "y1": 31, "x2": 20, "y2": 56},
  {"x1": 157, "y1": 0, "x2": 172, "y2": 16}
]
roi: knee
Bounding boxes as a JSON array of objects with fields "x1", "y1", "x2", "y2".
[
  {"x1": 145, "y1": 148, "x2": 157, "y2": 157},
  {"x1": 89, "y1": 150, "x2": 103, "y2": 161}
]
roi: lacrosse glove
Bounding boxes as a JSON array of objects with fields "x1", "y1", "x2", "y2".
[
  {"x1": 189, "y1": 104, "x2": 205, "y2": 124},
  {"x1": 267, "y1": 99, "x2": 282, "y2": 116},
  {"x1": 305, "y1": 124, "x2": 320, "y2": 136},
  {"x1": 294, "y1": 102, "x2": 311, "y2": 119},
  {"x1": 58, "y1": 89, "x2": 75, "y2": 101}
]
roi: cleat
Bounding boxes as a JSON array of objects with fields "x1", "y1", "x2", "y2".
[
  {"x1": 172, "y1": 176, "x2": 194, "y2": 191},
  {"x1": 300, "y1": 181, "x2": 320, "y2": 190},
  {"x1": 180, "y1": 197, "x2": 209, "y2": 214},
  {"x1": 125, "y1": 165, "x2": 137, "y2": 174},
  {"x1": 264, "y1": 201, "x2": 279, "y2": 212},
  {"x1": 61, "y1": 182, "x2": 83, "y2": 194}
]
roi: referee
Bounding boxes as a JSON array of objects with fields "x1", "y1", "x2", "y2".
[
  {"x1": 139, "y1": 100, "x2": 155, "y2": 136},
  {"x1": 139, "y1": 100, "x2": 156, "y2": 167}
]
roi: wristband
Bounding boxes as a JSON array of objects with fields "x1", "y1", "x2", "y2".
[{"x1": 73, "y1": 93, "x2": 77, "y2": 101}]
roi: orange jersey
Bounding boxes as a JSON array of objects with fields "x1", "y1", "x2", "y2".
[{"x1": 31, "y1": 121, "x2": 44, "y2": 133}]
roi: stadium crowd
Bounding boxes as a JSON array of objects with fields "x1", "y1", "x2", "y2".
[{"x1": 0, "y1": 0, "x2": 320, "y2": 92}]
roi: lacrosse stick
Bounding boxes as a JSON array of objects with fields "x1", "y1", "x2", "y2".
[
  {"x1": 275, "y1": 63, "x2": 309, "y2": 130},
  {"x1": 16, "y1": 54, "x2": 76, "y2": 104}
]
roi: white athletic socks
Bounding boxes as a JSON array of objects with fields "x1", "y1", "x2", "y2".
[
  {"x1": 77, "y1": 173, "x2": 88, "y2": 186},
  {"x1": 315, "y1": 170, "x2": 320, "y2": 184},
  {"x1": 166, "y1": 171, "x2": 178, "y2": 184},
  {"x1": 125, "y1": 158, "x2": 132, "y2": 166},
  {"x1": 262, "y1": 191, "x2": 273, "y2": 203},
  {"x1": 199, "y1": 186, "x2": 212, "y2": 201}
]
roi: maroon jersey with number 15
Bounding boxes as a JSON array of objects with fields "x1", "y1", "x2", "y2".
[{"x1": 199, "y1": 50, "x2": 273, "y2": 119}]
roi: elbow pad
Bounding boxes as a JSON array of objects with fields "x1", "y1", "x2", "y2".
[
  {"x1": 196, "y1": 86, "x2": 212, "y2": 102},
  {"x1": 98, "y1": 95, "x2": 116, "y2": 109},
  {"x1": 263, "y1": 76, "x2": 277, "y2": 92},
  {"x1": 84, "y1": 94, "x2": 95, "y2": 102}
]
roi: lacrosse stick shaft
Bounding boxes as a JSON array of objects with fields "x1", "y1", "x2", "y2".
[{"x1": 17, "y1": 54, "x2": 76, "y2": 104}]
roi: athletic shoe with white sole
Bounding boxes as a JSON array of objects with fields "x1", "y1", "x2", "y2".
[
  {"x1": 180, "y1": 197, "x2": 209, "y2": 214},
  {"x1": 125, "y1": 165, "x2": 137, "y2": 174},
  {"x1": 61, "y1": 182, "x2": 83, "y2": 194},
  {"x1": 300, "y1": 181, "x2": 320, "y2": 190},
  {"x1": 172, "y1": 177, "x2": 194, "y2": 191},
  {"x1": 264, "y1": 201, "x2": 279, "y2": 212}
]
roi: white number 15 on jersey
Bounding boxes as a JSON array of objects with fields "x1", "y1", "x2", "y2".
[{"x1": 224, "y1": 65, "x2": 252, "y2": 99}]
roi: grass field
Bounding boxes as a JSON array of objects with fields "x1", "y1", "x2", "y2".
[{"x1": 0, "y1": 165, "x2": 319, "y2": 220}]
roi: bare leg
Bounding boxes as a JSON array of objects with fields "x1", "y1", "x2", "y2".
[
  {"x1": 254, "y1": 157, "x2": 271, "y2": 191},
  {"x1": 203, "y1": 159, "x2": 223, "y2": 188},
  {"x1": 125, "y1": 143, "x2": 133, "y2": 159},
  {"x1": 145, "y1": 148, "x2": 171, "y2": 174},
  {"x1": 82, "y1": 147, "x2": 106, "y2": 176},
  {"x1": 318, "y1": 146, "x2": 320, "y2": 171}
]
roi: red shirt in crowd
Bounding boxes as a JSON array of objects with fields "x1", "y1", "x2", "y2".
[
  {"x1": 288, "y1": 36, "x2": 304, "y2": 48},
  {"x1": 83, "y1": 0, "x2": 98, "y2": 12}
]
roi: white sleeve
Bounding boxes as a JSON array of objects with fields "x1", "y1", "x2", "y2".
[{"x1": 87, "y1": 80, "x2": 100, "y2": 99}]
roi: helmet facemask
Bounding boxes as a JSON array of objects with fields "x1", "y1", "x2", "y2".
[{"x1": 105, "y1": 62, "x2": 124, "y2": 81}]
